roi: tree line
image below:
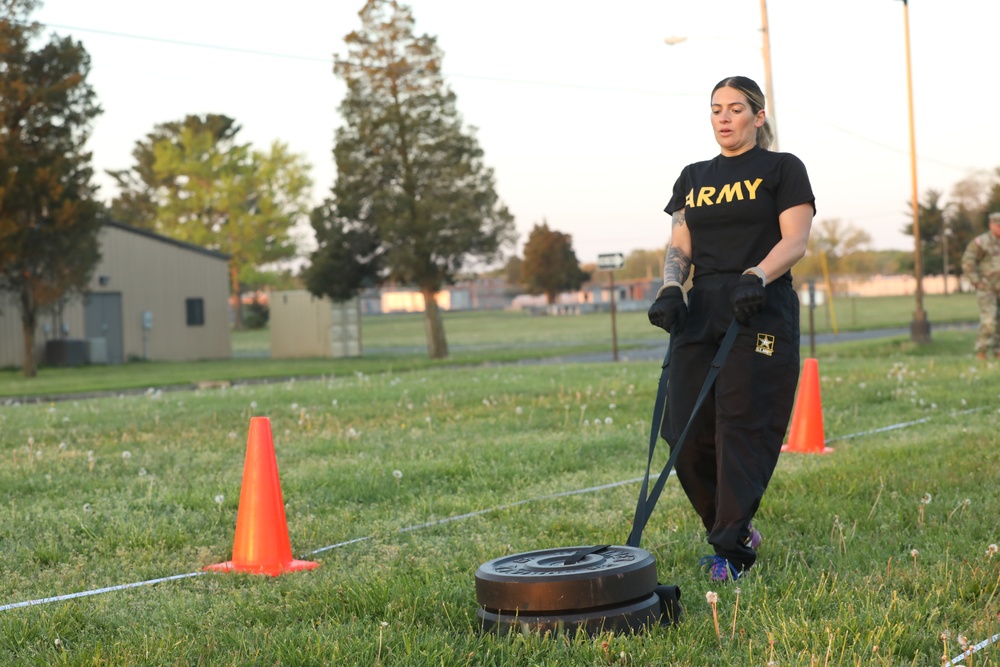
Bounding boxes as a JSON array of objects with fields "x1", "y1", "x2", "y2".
[{"x1": 3, "y1": 0, "x2": 1000, "y2": 377}]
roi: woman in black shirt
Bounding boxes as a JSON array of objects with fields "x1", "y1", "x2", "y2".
[{"x1": 648, "y1": 75, "x2": 815, "y2": 582}]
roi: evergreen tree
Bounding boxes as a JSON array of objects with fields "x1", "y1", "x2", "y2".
[{"x1": 308, "y1": 0, "x2": 514, "y2": 359}]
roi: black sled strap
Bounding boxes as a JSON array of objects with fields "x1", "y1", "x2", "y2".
[
  {"x1": 626, "y1": 320, "x2": 740, "y2": 548},
  {"x1": 562, "y1": 544, "x2": 610, "y2": 565}
]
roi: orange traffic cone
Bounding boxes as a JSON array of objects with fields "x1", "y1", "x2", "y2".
[
  {"x1": 781, "y1": 358, "x2": 833, "y2": 454},
  {"x1": 206, "y1": 417, "x2": 319, "y2": 576}
]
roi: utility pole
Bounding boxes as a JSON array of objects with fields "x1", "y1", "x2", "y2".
[
  {"x1": 759, "y1": 0, "x2": 778, "y2": 150},
  {"x1": 900, "y1": 0, "x2": 931, "y2": 343}
]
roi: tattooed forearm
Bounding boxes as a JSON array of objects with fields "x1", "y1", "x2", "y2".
[
  {"x1": 671, "y1": 208, "x2": 686, "y2": 230},
  {"x1": 663, "y1": 247, "x2": 691, "y2": 285}
]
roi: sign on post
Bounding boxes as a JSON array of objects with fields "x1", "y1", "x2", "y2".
[
  {"x1": 597, "y1": 252, "x2": 625, "y2": 270},
  {"x1": 597, "y1": 252, "x2": 624, "y2": 361}
]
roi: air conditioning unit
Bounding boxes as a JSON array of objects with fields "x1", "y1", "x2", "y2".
[{"x1": 88, "y1": 337, "x2": 108, "y2": 364}]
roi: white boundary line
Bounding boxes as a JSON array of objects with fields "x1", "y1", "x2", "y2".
[
  {"x1": 828, "y1": 407, "x2": 988, "y2": 444},
  {"x1": 307, "y1": 475, "x2": 654, "y2": 555},
  {"x1": 0, "y1": 572, "x2": 206, "y2": 612},
  {"x1": 1, "y1": 475, "x2": 657, "y2": 611},
  {"x1": 950, "y1": 632, "x2": 1000, "y2": 665},
  {"x1": 1, "y1": 408, "x2": 994, "y2": 614}
]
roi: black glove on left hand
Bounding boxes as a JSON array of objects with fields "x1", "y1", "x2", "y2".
[{"x1": 731, "y1": 273, "x2": 766, "y2": 325}]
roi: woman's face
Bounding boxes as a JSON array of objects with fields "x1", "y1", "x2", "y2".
[{"x1": 710, "y1": 86, "x2": 765, "y2": 156}]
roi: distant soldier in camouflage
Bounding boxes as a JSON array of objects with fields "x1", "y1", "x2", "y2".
[{"x1": 961, "y1": 212, "x2": 1000, "y2": 360}]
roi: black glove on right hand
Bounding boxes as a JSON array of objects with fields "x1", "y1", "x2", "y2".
[{"x1": 647, "y1": 286, "x2": 687, "y2": 333}]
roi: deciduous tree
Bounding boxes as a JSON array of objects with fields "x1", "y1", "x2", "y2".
[
  {"x1": 0, "y1": 1, "x2": 103, "y2": 377},
  {"x1": 109, "y1": 115, "x2": 312, "y2": 328},
  {"x1": 520, "y1": 221, "x2": 590, "y2": 304},
  {"x1": 307, "y1": 0, "x2": 514, "y2": 359},
  {"x1": 797, "y1": 219, "x2": 872, "y2": 279}
]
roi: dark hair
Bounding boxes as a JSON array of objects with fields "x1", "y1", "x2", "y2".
[{"x1": 712, "y1": 76, "x2": 774, "y2": 150}]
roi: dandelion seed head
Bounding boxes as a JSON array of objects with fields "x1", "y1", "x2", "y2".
[
  {"x1": 921, "y1": 493, "x2": 932, "y2": 505},
  {"x1": 250, "y1": 401, "x2": 258, "y2": 409},
  {"x1": 381, "y1": 621, "x2": 388, "y2": 627},
  {"x1": 705, "y1": 591, "x2": 718, "y2": 604},
  {"x1": 604, "y1": 417, "x2": 613, "y2": 425},
  {"x1": 121, "y1": 451, "x2": 131, "y2": 461},
  {"x1": 138, "y1": 468, "x2": 147, "y2": 477},
  {"x1": 911, "y1": 549, "x2": 919, "y2": 558},
  {"x1": 608, "y1": 403, "x2": 616, "y2": 410},
  {"x1": 58, "y1": 442, "x2": 66, "y2": 450},
  {"x1": 214, "y1": 494, "x2": 224, "y2": 505},
  {"x1": 228, "y1": 431, "x2": 237, "y2": 439},
  {"x1": 515, "y1": 406, "x2": 523, "y2": 415},
  {"x1": 393, "y1": 470, "x2": 403, "y2": 480},
  {"x1": 83, "y1": 503, "x2": 91, "y2": 512}
]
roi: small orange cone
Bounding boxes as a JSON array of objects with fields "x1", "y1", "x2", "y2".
[
  {"x1": 781, "y1": 358, "x2": 833, "y2": 454},
  {"x1": 206, "y1": 417, "x2": 319, "y2": 576}
]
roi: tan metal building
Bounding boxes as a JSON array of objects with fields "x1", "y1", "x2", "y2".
[
  {"x1": 0, "y1": 220, "x2": 232, "y2": 368},
  {"x1": 270, "y1": 290, "x2": 361, "y2": 359}
]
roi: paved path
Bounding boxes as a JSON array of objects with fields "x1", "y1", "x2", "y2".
[
  {"x1": 516, "y1": 321, "x2": 978, "y2": 365},
  {"x1": 5, "y1": 322, "x2": 977, "y2": 404}
]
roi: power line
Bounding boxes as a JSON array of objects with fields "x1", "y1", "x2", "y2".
[
  {"x1": 33, "y1": 20, "x2": 976, "y2": 173},
  {"x1": 36, "y1": 20, "x2": 701, "y2": 96},
  {"x1": 39, "y1": 22, "x2": 335, "y2": 64}
]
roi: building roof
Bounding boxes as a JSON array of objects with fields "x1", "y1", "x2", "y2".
[{"x1": 103, "y1": 219, "x2": 231, "y2": 261}]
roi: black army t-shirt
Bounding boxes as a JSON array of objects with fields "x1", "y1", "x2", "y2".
[{"x1": 664, "y1": 146, "x2": 815, "y2": 283}]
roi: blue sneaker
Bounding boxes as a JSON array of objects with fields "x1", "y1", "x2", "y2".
[{"x1": 699, "y1": 555, "x2": 739, "y2": 582}]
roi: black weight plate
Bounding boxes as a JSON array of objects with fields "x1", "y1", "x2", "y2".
[
  {"x1": 475, "y1": 545, "x2": 657, "y2": 612},
  {"x1": 478, "y1": 591, "x2": 662, "y2": 636}
]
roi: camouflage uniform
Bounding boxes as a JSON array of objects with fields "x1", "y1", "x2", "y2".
[{"x1": 961, "y1": 227, "x2": 1000, "y2": 358}]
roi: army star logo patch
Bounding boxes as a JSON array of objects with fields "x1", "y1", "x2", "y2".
[{"x1": 755, "y1": 333, "x2": 775, "y2": 356}]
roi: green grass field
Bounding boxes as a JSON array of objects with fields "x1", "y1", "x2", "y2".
[{"x1": 1, "y1": 298, "x2": 998, "y2": 664}]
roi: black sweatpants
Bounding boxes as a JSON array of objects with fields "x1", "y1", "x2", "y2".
[{"x1": 661, "y1": 274, "x2": 800, "y2": 571}]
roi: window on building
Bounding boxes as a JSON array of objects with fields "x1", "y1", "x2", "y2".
[{"x1": 186, "y1": 298, "x2": 205, "y2": 326}]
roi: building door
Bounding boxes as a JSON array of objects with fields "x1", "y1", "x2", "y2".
[{"x1": 84, "y1": 292, "x2": 124, "y2": 364}]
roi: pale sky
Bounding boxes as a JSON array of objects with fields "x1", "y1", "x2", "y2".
[{"x1": 31, "y1": 0, "x2": 1000, "y2": 267}]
